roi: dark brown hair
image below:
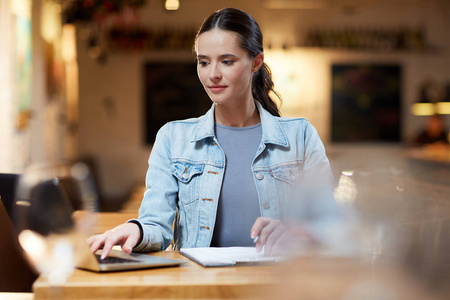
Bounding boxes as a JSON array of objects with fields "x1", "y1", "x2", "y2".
[{"x1": 196, "y1": 8, "x2": 281, "y2": 116}]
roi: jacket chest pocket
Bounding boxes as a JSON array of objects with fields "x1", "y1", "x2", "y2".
[
  {"x1": 270, "y1": 162, "x2": 303, "y2": 207},
  {"x1": 171, "y1": 161, "x2": 204, "y2": 205}
]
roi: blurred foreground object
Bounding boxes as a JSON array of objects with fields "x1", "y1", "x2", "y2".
[
  {"x1": 13, "y1": 161, "x2": 98, "y2": 287},
  {"x1": 0, "y1": 197, "x2": 37, "y2": 292},
  {"x1": 267, "y1": 164, "x2": 450, "y2": 299}
]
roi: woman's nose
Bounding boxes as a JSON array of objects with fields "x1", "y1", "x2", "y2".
[{"x1": 209, "y1": 64, "x2": 221, "y2": 80}]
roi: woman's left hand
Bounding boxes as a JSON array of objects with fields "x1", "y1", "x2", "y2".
[{"x1": 251, "y1": 217, "x2": 286, "y2": 256}]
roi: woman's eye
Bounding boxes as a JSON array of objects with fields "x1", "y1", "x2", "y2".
[
  {"x1": 198, "y1": 61, "x2": 208, "y2": 67},
  {"x1": 222, "y1": 60, "x2": 233, "y2": 65}
]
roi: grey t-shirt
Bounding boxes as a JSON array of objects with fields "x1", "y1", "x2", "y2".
[{"x1": 210, "y1": 123, "x2": 262, "y2": 247}]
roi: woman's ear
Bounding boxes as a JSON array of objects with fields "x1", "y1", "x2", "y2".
[{"x1": 252, "y1": 52, "x2": 264, "y2": 73}]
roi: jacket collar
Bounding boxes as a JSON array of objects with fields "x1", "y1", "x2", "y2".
[
  {"x1": 191, "y1": 104, "x2": 216, "y2": 142},
  {"x1": 257, "y1": 101, "x2": 289, "y2": 147},
  {"x1": 192, "y1": 101, "x2": 289, "y2": 148}
]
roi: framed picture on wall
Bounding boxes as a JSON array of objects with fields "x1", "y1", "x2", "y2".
[
  {"x1": 144, "y1": 62, "x2": 211, "y2": 144},
  {"x1": 331, "y1": 64, "x2": 402, "y2": 142}
]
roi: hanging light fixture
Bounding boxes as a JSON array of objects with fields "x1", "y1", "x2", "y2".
[
  {"x1": 436, "y1": 83, "x2": 450, "y2": 115},
  {"x1": 165, "y1": 0, "x2": 179, "y2": 10},
  {"x1": 411, "y1": 82, "x2": 435, "y2": 116}
]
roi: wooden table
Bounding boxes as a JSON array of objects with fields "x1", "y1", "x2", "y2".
[
  {"x1": 406, "y1": 146, "x2": 450, "y2": 165},
  {"x1": 73, "y1": 211, "x2": 138, "y2": 235},
  {"x1": 32, "y1": 212, "x2": 446, "y2": 300},
  {"x1": 120, "y1": 184, "x2": 145, "y2": 213},
  {"x1": 34, "y1": 250, "x2": 281, "y2": 299},
  {"x1": 32, "y1": 251, "x2": 445, "y2": 300},
  {"x1": 0, "y1": 293, "x2": 33, "y2": 300}
]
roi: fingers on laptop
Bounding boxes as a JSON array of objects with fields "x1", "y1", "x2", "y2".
[{"x1": 86, "y1": 223, "x2": 140, "y2": 259}]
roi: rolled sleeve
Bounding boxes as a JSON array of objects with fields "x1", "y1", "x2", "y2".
[
  {"x1": 128, "y1": 218, "x2": 164, "y2": 252},
  {"x1": 135, "y1": 123, "x2": 179, "y2": 252}
]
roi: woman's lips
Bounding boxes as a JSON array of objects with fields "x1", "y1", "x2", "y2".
[{"x1": 209, "y1": 85, "x2": 227, "y2": 93}]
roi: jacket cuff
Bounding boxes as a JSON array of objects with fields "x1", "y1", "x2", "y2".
[
  {"x1": 127, "y1": 219, "x2": 163, "y2": 252},
  {"x1": 127, "y1": 219, "x2": 144, "y2": 246}
]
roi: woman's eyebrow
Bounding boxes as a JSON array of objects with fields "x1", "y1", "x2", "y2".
[
  {"x1": 197, "y1": 54, "x2": 237, "y2": 59},
  {"x1": 219, "y1": 54, "x2": 237, "y2": 59}
]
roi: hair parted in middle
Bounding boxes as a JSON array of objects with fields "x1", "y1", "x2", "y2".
[{"x1": 196, "y1": 7, "x2": 282, "y2": 116}]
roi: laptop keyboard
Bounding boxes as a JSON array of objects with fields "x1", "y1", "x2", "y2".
[{"x1": 95, "y1": 254, "x2": 139, "y2": 264}]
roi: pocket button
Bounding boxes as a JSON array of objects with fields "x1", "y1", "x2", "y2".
[{"x1": 256, "y1": 173, "x2": 264, "y2": 180}]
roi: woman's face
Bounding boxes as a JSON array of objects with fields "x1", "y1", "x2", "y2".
[{"x1": 195, "y1": 28, "x2": 262, "y2": 107}]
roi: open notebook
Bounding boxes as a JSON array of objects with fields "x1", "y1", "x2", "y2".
[{"x1": 180, "y1": 247, "x2": 282, "y2": 267}]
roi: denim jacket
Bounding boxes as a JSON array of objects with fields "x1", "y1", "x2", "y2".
[{"x1": 132, "y1": 101, "x2": 333, "y2": 252}]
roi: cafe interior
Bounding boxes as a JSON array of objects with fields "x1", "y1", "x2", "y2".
[{"x1": 1, "y1": 0, "x2": 449, "y2": 299}]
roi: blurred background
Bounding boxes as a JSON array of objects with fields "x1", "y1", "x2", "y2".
[
  {"x1": 0, "y1": 0, "x2": 450, "y2": 203},
  {"x1": 1, "y1": 0, "x2": 449, "y2": 297},
  {"x1": 1, "y1": 0, "x2": 449, "y2": 209},
  {"x1": 0, "y1": 0, "x2": 449, "y2": 206}
]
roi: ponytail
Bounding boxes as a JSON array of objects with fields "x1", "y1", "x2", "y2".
[{"x1": 252, "y1": 62, "x2": 281, "y2": 117}]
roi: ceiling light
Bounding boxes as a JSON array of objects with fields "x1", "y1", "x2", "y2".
[{"x1": 165, "y1": 0, "x2": 179, "y2": 10}]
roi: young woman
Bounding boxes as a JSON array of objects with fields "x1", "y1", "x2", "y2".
[{"x1": 88, "y1": 8, "x2": 334, "y2": 258}]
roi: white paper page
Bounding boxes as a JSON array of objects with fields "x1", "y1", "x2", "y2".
[{"x1": 180, "y1": 247, "x2": 280, "y2": 267}]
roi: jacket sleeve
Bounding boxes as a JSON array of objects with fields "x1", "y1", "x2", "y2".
[
  {"x1": 132, "y1": 123, "x2": 178, "y2": 252},
  {"x1": 302, "y1": 122, "x2": 334, "y2": 187},
  {"x1": 288, "y1": 121, "x2": 340, "y2": 223}
]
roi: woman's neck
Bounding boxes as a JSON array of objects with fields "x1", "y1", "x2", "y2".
[{"x1": 214, "y1": 99, "x2": 260, "y2": 127}]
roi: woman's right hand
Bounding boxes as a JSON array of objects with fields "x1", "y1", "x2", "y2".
[{"x1": 86, "y1": 222, "x2": 141, "y2": 259}]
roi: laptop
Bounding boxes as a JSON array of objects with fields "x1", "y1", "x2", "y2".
[
  {"x1": 77, "y1": 245, "x2": 185, "y2": 272},
  {"x1": 1, "y1": 172, "x2": 182, "y2": 273}
]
